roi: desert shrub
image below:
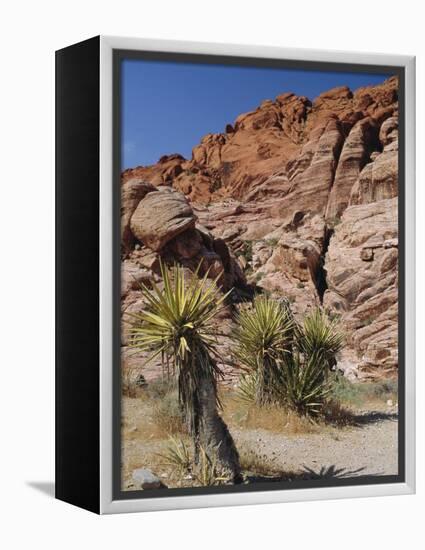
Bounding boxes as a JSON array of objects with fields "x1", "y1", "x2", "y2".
[
  {"x1": 370, "y1": 379, "x2": 398, "y2": 398},
  {"x1": 144, "y1": 377, "x2": 176, "y2": 400},
  {"x1": 236, "y1": 240, "x2": 253, "y2": 262},
  {"x1": 265, "y1": 237, "x2": 279, "y2": 247},
  {"x1": 122, "y1": 366, "x2": 144, "y2": 398},
  {"x1": 330, "y1": 373, "x2": 398, "y2": 407},
  {"x1": 238, "y1": 445, "x2": 280, "y2": 476},
  {"x1": 327, "y1": 216, "x2": 341, "y2": 229},
  {"x1": 233, "y1": 295, "x2": 294, "y2": 405},
  {"x1": 223, "y1": 392, "x2": 316, "y2": 435},
  {"x1": 151, "y1": 389, "x2": 185, "y2": 435},
  {"x1": 254, "y1": 271, "x2": 265, "y2": 282}
]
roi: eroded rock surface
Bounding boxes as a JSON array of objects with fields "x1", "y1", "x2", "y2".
[
  {"x1": 324, "y1": 198, "x2": 398, "y2": 378},
  {"x1": 121, "y1": 76, "x2": 399, "y2": 380}
]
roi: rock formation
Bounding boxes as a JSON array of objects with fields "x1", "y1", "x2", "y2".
[{"x1": 121, "y1": 75, "x2": 399, "y2": 380}]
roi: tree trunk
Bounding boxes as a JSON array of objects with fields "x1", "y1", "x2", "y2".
[{"x1": 198, "y1": 377, "x2": 241, "y2": 483}]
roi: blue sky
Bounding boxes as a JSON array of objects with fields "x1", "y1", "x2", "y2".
[{"x1": 121, "y1": 59, "x2": 392, "y2": 169}]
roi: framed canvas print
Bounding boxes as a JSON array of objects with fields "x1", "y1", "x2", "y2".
[{"x1": 55, "y1": 36, "x2": 415, "y2": 514}]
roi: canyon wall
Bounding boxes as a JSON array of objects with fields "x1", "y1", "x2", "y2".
[{"x1": 121, "y1": 76, "x2": 399, "y2": 381}]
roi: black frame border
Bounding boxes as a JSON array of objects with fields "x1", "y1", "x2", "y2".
[
  {"x1": 56, "y1": 36, "x2": 101, "y2": 513},
  {"x1": 112, "y1": 49, "x2": 406, "y2": 501}
]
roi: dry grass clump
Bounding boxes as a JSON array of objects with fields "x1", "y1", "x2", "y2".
[
  {"x1": 122, "y1": 365, "x2": 146, "y2": 398},
  {"x1": 238, "y1": 444, "x2": 281, "y2": 476},
  {"x1": 122, "y1": 378, "x2": 185, "y2": 442},
  {"x1": 150, "y1": 390, "x2": 185, "y2": 435},
  {"x1": 221, "y1": 391, "x2": 319, "y2": 435}
]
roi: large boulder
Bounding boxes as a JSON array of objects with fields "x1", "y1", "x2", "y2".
[
  {"x1": 121, "y1": 178, "x2": 155, "y2": 253},
  {"x1": 130, "y1": 187, "x2": 196, "y2": 251}
]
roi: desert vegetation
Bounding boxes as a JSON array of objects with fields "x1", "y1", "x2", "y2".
[
  {"x1": 128, "y1": 261, "x2": 241, "y2": 482},
  {"x1": 122, "y1": 262, "x2": 397, "y2": 490},
  {"x1": 120, "y1": 76, "x2": 399, "y2": 491}
]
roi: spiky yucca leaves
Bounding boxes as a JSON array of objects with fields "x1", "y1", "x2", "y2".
[
  {"x1": 157, "y1": 436, "x2": 191, "y2": 478},
  {"x1": 298, "y1": 308, "x2": 343, "y2": 371},
  {"x1": 281, "y1": 350, "x2": 333, "y2": 417},
  {"x1": 194, "y1": 444, "x2": 230, "y2": 486},
  {"x1": 281, "y1": 308, "x2": 343, "y2": 417},
  {"x1": 234, "y1": 303, "x2": 343, "y2": 417},
  {"x1": 233, "y1": 296, "x2": 294, "y2": 405},
  {"x1": 128, "y1": 261, "x2": 229, "y2": 443},
  {"x1": 236, "y1": 372, "x2": 258, "y2": 404}
]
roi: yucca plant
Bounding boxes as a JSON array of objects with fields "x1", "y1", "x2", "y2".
[
  {"x1": 298, "y1": 308, "x2": 344, "y2": 372},
  {"x1": 194, "y1": 444, "x2": 230, "y2": 486},
  {"x1": 236, "y1": 372, "x2": 258, "y2": 404},
  {"x1": 281, "y1": 349, "x2": 333, "y2": 417},
  {"x1": 157, "y1": 436, "x2": 191, "y2": 478},
  {"x1": 233, "y1": 295, "x2": 294, "y2": 405},
  {"x1": 281, "y1": 308, "x2": 343, "y2": 417},
  {"x1": 128, "y1": 260, "x2": 241, "y2": 481}
]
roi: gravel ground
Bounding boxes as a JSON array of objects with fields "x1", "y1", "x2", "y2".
[
  {"x1": 233, "y1": 411, "x2": 398, "y2": 479},
  {"x1": 121, "y1": 395, "x2": 398, "y2": 490}
]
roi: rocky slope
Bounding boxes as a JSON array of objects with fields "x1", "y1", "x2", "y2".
[{"x1": 121, "y1": 76, "x2": 399, "y2": 381}]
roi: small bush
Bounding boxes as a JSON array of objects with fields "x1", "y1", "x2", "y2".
[
  {"x1": 151, "y1": 390, "x2": 185, "y2": 435},
  {"x1": 327, "y1": 216, "x2": 341, "y2": 229},
  {"x1": 233, "y1": 304, "x2": 342, "y2": 418},
  {"x1": 238, "y1": 240, "x2": 253, "y2": 262},
  {"x1": 265, "y1": 238, "x2": 279, "y2": 247},
  {"x1": 144, "y1": 378, "x2": 176, "y2": 400},
  {"x1": 254, "y1": 271, "x2": 265, "y2": 282},
  {"x1": 358, "y1": 317, "x2": 374, "y2": 328},
  {"x1": 330, "y1": 374, "x2": 398, "y2": 407},
  {"x1": 122, "y1": 367, "x2": 144, "y2": 398},
  {"x1": 238, "y1": 445, "x2": 279, "y2": 476}
]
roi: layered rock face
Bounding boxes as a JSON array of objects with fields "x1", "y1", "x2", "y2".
[{"x1": 121, "y1": 76, "x2": 399, "y2": 380}]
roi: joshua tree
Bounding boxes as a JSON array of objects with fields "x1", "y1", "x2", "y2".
[
  {"x1": 128, "y1": 261, "x2": 240, "y2": 482},
  {"x1": 232, "y1": 295, "x2": 294, "y2": 405}
]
